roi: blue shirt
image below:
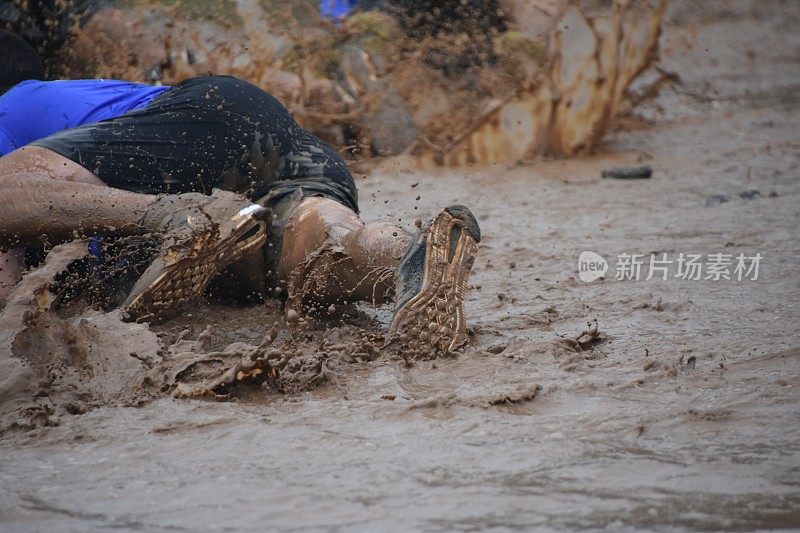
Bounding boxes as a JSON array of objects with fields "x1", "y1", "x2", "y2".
[
  {"x1": 319, "y1": 0, "x2": 358, "y2": 19},
  {"x1": 0, "y1": 79, "x2": 170, "y2": 156}
]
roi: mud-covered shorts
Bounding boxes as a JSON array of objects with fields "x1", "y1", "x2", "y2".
[{"x1": 31, "y1": 76, "x2": 359, "y2": 285}]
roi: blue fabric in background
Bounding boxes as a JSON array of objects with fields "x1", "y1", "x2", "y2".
[
  {"x1": 319, "y1": 0, "x2": 358, "y2": 19},
  {"x1": 0, "y1": 79, "x2": 169, "y2": 156}
]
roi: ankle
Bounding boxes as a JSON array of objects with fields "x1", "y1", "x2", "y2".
[{"x1": 138, "y1": 193, "x2": 206, "y2": 232}]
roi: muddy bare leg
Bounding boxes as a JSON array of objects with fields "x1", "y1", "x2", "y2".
[
  {"x1": 0, "y1": 146, "x2": 160, "y2": 299},
  {"x1": 1, "y1": 146, "x2": 268, "y2": 319},
  {"x1": 0, "y1": 173, "x2": 160, "y2": 300},
  {"x1": 278, "y1": 197, "x2": 411, "y2": 308},
  {"x1": 0, "y1": 173, "x2": 157, "y2": 248},
  {"x1": 278, "y1": 197, "x2": 481, "y2": 354},
  {"x1": 0, "y1": 145, "x2": 194, "y2": 247}
]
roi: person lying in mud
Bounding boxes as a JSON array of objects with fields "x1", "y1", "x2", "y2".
[{"x1": 0, "y1": 38, "x2": 480, "y2": 354}]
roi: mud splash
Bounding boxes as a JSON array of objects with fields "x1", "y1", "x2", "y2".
[
  {"x1": 0, "y1": 243, "x2": 391, "y2": 432},
  {"x1": 0, "y1": 241, "x2": 158, "y2": 431},
  {"x1": 0, "y1": 230, "x2": 538, "y2": 431}
]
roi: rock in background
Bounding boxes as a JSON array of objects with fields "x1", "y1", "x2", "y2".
[
  {"x1": 418, "y1": 0, "x2": 668, "y2": 165},
  {"x1": 5, "y1": 0, "x2": 667, "y2": 165}
]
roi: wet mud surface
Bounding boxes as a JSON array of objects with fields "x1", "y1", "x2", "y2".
[{"x1": 2, "y1": 1, "x2": 800, "y2": 530}]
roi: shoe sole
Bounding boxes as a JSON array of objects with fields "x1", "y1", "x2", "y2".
[
  {"x1": 389, "y1": 206, "x2": 479, "y2": 354},
  {"x1": 123, "y1": 213, "x2": 266, "y2": 323}
]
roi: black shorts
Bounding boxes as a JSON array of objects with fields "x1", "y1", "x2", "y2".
[{"x1": 31, "y1": 75, "x2": 358, "y2": 213}]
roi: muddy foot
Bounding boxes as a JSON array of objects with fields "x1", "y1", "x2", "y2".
[
  {"x1": 123, "y1": 189, "x2": 268, "y2": 323},
  {"x1": 388, "y1": 205, "x2": 480, "y2": 356}
]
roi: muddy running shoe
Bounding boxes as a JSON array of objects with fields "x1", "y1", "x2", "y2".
[
  {"x1": 389, "y1": 205, "x2": 480, "y2": 355},
  {"x1": 122, "y1": 189, "x2": 268, "y2": 323}
]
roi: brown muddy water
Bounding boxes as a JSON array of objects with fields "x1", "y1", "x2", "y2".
[{"x1": 1, "y1": 1, "x2": 800, "y2": 531}]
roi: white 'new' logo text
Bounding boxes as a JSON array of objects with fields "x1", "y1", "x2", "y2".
[{"x1": 578, "y1": 251, "x2": 608, "y2": 282}]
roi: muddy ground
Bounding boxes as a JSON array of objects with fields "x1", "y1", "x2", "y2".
[{"x1": 1, "y1": 1, "x2": 799, "y2": 530}]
